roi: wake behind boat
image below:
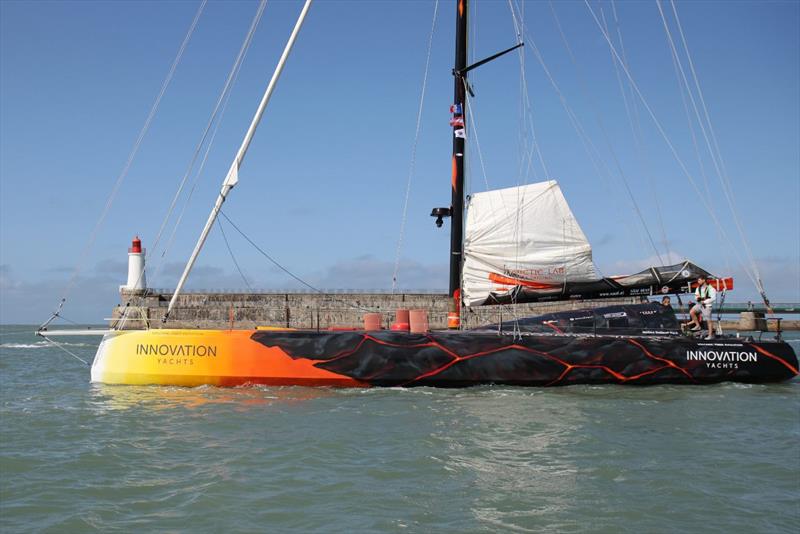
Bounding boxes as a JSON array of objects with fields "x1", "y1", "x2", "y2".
[{"x1": 39, "y1": 0, "x2": 798, "y2": 387}]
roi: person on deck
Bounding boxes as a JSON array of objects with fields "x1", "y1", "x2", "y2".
[
  {"x1": 660, "y1": 296, "x2": 672, "y2": 309},
  {"x1": 687, "y1": 276, "x2": 717, "y2": 339}
]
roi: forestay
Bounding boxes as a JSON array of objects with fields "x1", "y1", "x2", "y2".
[{"x1": 463, "y1": 180, "x2": 600, "y2": 306}]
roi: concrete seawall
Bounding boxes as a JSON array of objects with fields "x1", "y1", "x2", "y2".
[
  {"x1": 111, "y1": 291, "x2": 644, "y2": 330},
  {"x1": 111, "y1": 290, "x2": 800, "y2": 332}
]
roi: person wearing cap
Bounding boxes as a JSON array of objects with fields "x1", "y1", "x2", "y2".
[{"x1": 686, "y1": 276, "x2": 717, "y2": 339}]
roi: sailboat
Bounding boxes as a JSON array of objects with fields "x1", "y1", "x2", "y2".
[{"x1": 41, "y1": 0, "x2": 797, "y2": 387}]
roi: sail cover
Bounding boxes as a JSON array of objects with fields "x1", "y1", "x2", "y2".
[
  {"x1": 463, "y1": 180, "x2": 600, "y2": 306},
  {"x1": 476, "y1": 261, "x2": 732, "y2": 305},
  {"x1": 462, "y1": 181, "x2": 732, "y2": 306}
]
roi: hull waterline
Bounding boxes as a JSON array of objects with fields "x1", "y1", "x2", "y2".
[{"x1": 90, "y1": 328, "x2": 798, "y2": 388}]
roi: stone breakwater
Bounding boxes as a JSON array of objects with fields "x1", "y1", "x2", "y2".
[
  {"x1": 110, "y1": 291, "x2": 799, "y2": 331},
  {"x1": 111, "y1": 291, "x2": 643, "y2": 330}
]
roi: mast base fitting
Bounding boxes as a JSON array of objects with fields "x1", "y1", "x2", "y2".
[{"x1": 431, "y1": 207, "x2": 452, "y2": 228}]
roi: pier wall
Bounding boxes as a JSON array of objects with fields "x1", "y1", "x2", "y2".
[
  {"x1": 111, "y1": 291, "x2": 644, "y2": 330},
  {"x1": 111, "y1": 291, "x2": 800, "y2": 331}
]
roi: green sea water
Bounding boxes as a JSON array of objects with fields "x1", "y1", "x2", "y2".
[{"x1": 1, "y1": 325, "x2": 798, "y2": 533}]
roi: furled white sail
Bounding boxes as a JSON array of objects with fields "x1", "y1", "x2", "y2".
[{"x1": 462, "y1": 180, "x2": 600, "y2": 306}]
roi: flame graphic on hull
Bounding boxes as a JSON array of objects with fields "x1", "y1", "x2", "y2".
[{"x1": 89, "y1": 329, "x2": 798, "y2": 387}]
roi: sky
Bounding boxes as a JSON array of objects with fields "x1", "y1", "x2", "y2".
[{"x1": 1, "y1": 0, "x2": 798, "y2": 323}]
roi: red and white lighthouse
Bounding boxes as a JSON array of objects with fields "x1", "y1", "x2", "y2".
[{"x1": 123, "y1": 236, "x2": 146, "y2": 292}]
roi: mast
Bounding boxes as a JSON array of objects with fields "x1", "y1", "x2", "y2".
[
  {"x1": 448, "y1": 0, "x2": 468, "y2": 329},
  {"x1": 164, "y1": 0, "x2": 313, "y2": 321}
]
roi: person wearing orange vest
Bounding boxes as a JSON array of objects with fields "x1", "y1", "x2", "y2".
[{"x1": 687, "y1": 275, "x2": 717, "y2": 339}]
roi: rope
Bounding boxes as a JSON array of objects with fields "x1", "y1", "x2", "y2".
[
  {"x1": 582, "y1": 0, "x2": 761, "y2": 293},
  {"x1": 518, "y1": 7, "x2": 643, "y2": 257},
  {"x1": 542, "y1": 2, "x2": 665, "y2": 265},
  {"x1": 38, "y1": 334, "x2": 90, "y2": 366},
  {"x1": 508, "y1": 0, "x2": 550, "y2": 183},
  {"x1": 606, "y1": 1, "x2": 672, "y2": 263},
  {"x1": 53, "y1": 0, "x2": 207, "y2": 311},
  {"x1": 391, "y1": 0, "x2": 439, "y2": 293},
  {"x1": 118, "y1": 0, "x2": 267, "y2": 328},
  {"x1": 154, "y1": 0, "x2": 268, "y2": 280},
  {"x1": 464, "y1": 84, "x2": 515, "y2": 243},
  {"x1": 51, "y1": 313, "x2": 81, "y2": 326},
  {"x1": 464, "y1": 95, "x2": 493, "y2": 193},
  {"x1": 658, "y1": 0, "x2": 729, "y2": 273},
  {"x1": 217, "y1": 217, "x2": 252, "y2": 291},
  {"x1": 661, "y1": 0, "x2": 769, "y2": 305},
  {"x1": 219, "y1": 211, "x2": 375, "y2": 313},
  {"x1": 526, "y1": 3, "x2": 634, "y2": 259}
]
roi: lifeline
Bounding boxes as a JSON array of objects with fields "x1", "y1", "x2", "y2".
[
  {"x1": 686, "y1": 350, "x2": 757, "y2": 362},
  {"x1": 136, "y1": 344, "x2": 217, "y2": 357}
]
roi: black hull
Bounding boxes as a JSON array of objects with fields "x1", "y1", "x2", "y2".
[{"x1": 252, "y1": 330, "x2": 798, "y2": 387}]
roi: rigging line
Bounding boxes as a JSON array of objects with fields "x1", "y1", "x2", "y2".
[
  {"x1": 154, "y1": 75, "x2": 238, "y2": 283},
  {"x1": 511, "y1": 18, "x2": 542, "y2": 188},
  {"x1": 525, "y1": 31, "x2": 610, "y2": 199},
  {"x1": 514, "y1": 1, "x2": 526, "y2": 186},
  {"x1": 141, "y1": 0, "x2": 266, "y2": 289},
  {"x1": 656, "y1": 1, "x2": 718, "y2": 202},
  {"x1": 55, "y1": 0, "x2": 207, "y2": 309},
  {"x1": 217, "y1": 217, "x2": 252, "y2": 291},
  {"x1": 506, "y1": 0, "x2": 532, "y2": 283},
  {"x1": 508, "y1": 0, "x2": 550, "y2": 182},
  {"x1": 52, "y1": 313, "x2": 81, "y2": 326},
  {"x1": 669, "y1": 41, "x2": 713, "y2": 207},
  {"x1": 582, "y1": 0, "x2": 760, "y2": 290},
  {"x1": 530, "y1": 39, "x2": 642, "y2": 262},
  {"x1": 517, "y1": 6, "x2": 550, "y2": 185},
  {"x1": 653, "y1": 0, "x2": 759, "y2": 290},
  {"x1": 543, "y1": 3, "x2": 664, "y2": 265},
  {"x1": 38, "y1": 335, "x2": 90, "y2": 366},
  {"x1": 118, "y1": 0, "x2": 266, "y2": 328},
  {"x1": 669, "y1": 0, "x2": 757, "y2": 240},
  {"x1": 607, "y1": 1, "x2": 672, "y2": 263},
  {"x1": 658, "y1": 1, "x2": 728, "y2": 269},
  {"x1": 462, "y1": 78, "x2": 510, "y2": 244},
  {"x1": 464, "y1": 86, "x2": 516, "y2": 242},
  {"x1": 464, "y1": 92, "x2": 492, "y2": 193},
  {"x1": 600, "y1": 5, "x2": 640, "y2": 165},
  {"x1": 610, "y1": 0, "x2": 651, "y2": 184},
  {"x1": 391, "y1": 0, "x2": 439, "y2": 294},
  {"x1": 665, "y1": 0, "x2": 766, "y2": 297},
  {"x1": 150, "y1": 0, "x2": 267, "y2": 283},
  {"x1": 159, "y1": 0, "x2": 317, "y2": 317},
  {"x1": 662, "y1": 28, "x2": 736, "y2": 286},
  {"x1": 509, "y1": 0, "x2": 530, "y2": 187},
  {"x1": 219, "y1": 211, "x2": 375, "y2": 313}
]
